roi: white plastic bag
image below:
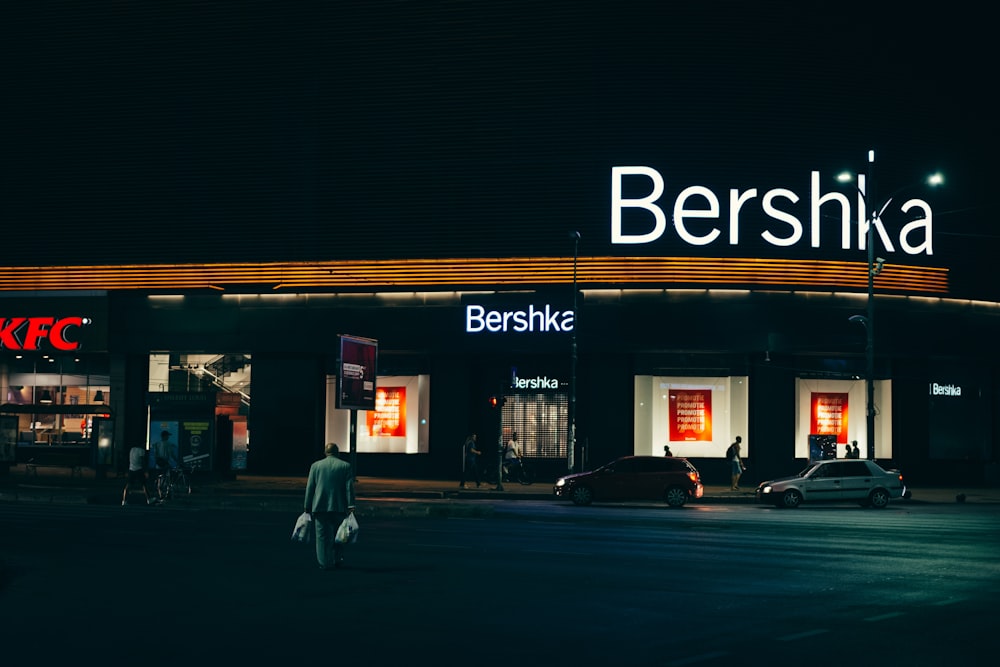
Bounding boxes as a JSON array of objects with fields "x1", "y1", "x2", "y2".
[
  {"x1": 291, "y1": 511, "x2": 313, "y2": 543},
  {"x1": 335, "y1": 512, "x2": 359, "y2": 544}
]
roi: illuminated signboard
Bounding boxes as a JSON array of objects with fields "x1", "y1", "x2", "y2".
[
  {"x1": 366, "y1": 386, "x2": 406, "y2": 437},
  {"x1": 0, "y1": 316, "x2": 92, "y2": 351},
  {"x1": 337, "y1": 334, "x2": 378, "y2": 410},
  {"x1": 669, "y1": 389, "x2": 713, "y2": 442},
  {"x1": 810, "y1": 392, "x2": 849, "y2": 444},
  {"x1": 612, "y1": 167, "x2": 935, "y2": 256}
]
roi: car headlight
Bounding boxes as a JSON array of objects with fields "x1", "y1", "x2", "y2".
[
  {"x1": 760, "y1": 485, "x2": 772, "y2": 494},
  {"x1": 555, "y1": 478, "x2": 566, "y2": 487}
]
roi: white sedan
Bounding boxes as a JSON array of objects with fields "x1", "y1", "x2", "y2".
[{"x1": 756, "y1": 459, "x2": 908, "y2": 509}]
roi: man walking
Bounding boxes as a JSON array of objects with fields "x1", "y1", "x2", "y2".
[{"x1": 304, "y1": 443, "x2": 356, "y2": 570}]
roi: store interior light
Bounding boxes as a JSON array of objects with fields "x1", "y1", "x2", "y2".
[
  {"x1": 39, "y1": 390, "x2": 53, "y2": 404},
  {"x1": 93, "y1": 390, "x2": 105, "y2": 403}
]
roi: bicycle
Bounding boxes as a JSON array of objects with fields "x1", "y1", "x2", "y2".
[
  {"x1": 483, "y1": 457, "x2": 534, "y2": 485},
  {"x1": 154, "y1": 454, "x2": 208, "y2": 501},
  {"x1": 155, "y1": 465, "x2": 191, "y2": 501}
]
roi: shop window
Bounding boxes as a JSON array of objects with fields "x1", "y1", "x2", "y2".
[{"x1": 501, "y1": 392, "x2": 567, "y2": 458}]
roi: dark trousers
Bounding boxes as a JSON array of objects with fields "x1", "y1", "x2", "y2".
[
  {"x1": 313, "y1": 511, "x2": 347, "y2": 569},
  {"x1": 460, "y1": 458, "x2": 481, "y2": 486}
]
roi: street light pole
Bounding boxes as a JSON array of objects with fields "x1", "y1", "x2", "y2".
[
  {"x1": 864, "y1": 150, "x2": 876, "y2": 460},
  {"x1": 568, "y1": 231, "x2": 580, "y2": 473}
]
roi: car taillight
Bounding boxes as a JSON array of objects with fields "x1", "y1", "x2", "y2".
[{"x1": 688, "y1": 472, "x2": 699, "y2": 483}]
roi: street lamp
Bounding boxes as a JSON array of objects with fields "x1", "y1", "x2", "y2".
[
  {"x1": 568, "y1": 231, "x2": 580, "y2": 473},
  {"x1": 841, "y1": 151, "x2": 943, "y2": 460}
]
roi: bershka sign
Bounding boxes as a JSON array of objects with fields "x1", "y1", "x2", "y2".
[
  {"x1": 929, "y1": 382, "x2": 962, "y2": 397},
  {"x1": 611, "y1": 167, "x2": 935, "y2": 255},
  {"x1": 512, "y1": 374, "x2": 562, "y2": 390},
  {"x1": 466, "y1": 304, "x2": 574, "y2": 334},
  {"x1": 0, "y1": 316, "x2": 91, "y2": 351}
]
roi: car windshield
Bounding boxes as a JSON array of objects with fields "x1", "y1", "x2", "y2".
[{"x1": 798, "y1": 463, "x2": 822, "y2": 477}]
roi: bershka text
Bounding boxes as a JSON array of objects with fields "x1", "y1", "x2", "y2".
[
  {"x1": 513, "y1": 374, "x2": 561, "y2": 390},
  {"x1": 929, "y1": 383, "x2": 962, "y2": 397},
  {"x1": 0, "y1": 316, "x2": 91, "y2": 351},
  {"x1": 465, "y1": 304, "x2": 574, "y2": 333},
  {"x1": 611, "y1": 167, "x2": 934, "y2": 255}
]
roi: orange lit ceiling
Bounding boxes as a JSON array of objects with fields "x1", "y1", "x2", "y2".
[{"x1": 0, "y1": 257, "x2": 948, "y2": 293}]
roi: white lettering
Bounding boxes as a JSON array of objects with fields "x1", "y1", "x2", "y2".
[
  {"x1": 611, "y1": 167, "x2": 935, "y2": 256},
  {"x1": 930, "y1": 382, "x2": 962, "y2": 397},
  {"x1": 466, "y1": 305, "x2": 575, "y2": 334},
  {"x1": 673, "y1": 186, "x2": 721, "y2": 246},
  {"x1": 611, "y1": 166, "x2": 666, "y2": 244},
  {"x1": 513, "y1": 375, "x2": 561, "y2": 390}
]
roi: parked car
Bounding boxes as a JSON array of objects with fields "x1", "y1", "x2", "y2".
[
  {"x1": 554, "y1": 455, "x2": 704, "y2": 507},
  {"x1": 755, "y1": 459, "x2": 909, "y2": 509}
]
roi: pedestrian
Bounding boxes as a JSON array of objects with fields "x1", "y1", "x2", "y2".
[
  {"x1": 122, "y1": 445, "x2": 155, "y2": 506},
  {"x1": 304, "y1": 443, "x2": 356, "y2": 571},
  {"x1": 850, "y1": 441, "x2": 861, "y2": 459},
  {"x1": 727, "y1": 436, "x2": 746, "y2": 490},
  {"x1": 459, "y1": 433, "x2": 482, "y2": 489},
  {"x1": 663, "y1": 444, "x2": 673, "y2": 457}
]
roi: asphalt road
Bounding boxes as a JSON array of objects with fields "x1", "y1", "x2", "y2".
[{"x1": 1, "y1": 500, "x2": 997, "y2": 665}]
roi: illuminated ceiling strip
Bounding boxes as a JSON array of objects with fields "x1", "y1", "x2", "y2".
[{"x1": 0, "y1": 257, "x2": 949, "y2": 293}]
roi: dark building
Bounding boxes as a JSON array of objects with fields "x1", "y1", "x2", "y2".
[{"x1": 2, "y1": 5, "x2": 995, "y2": 487}]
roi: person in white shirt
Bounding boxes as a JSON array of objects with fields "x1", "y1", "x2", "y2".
[{"x1": 122, "y1": 446, "x2": 155, "y2": 506}]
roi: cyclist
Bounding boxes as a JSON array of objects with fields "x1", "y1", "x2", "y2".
[{"x1": 152, "y1": 430, "x2": 179, "y2": 500}]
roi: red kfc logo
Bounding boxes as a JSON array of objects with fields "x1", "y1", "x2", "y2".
[{"x1": 0, "y1": 316, "x2": 90, "y2": 351}]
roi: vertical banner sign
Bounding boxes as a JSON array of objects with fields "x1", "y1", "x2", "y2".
[
  {"x1": 669, "y1": 389, "x2": 713, "y2": 441},
  {"x1": 337, "y1": 335, "x2": 378, "y2": 410},
  {"x1": 810, "y1": 393, "x2": 849, "y2": 444},
  {"x1": 366, "y1": 387, "x2": 406, "y2": 437}
]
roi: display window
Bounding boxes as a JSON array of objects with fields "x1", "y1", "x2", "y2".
[
  {"x1": 634, "y1": 375, "x2": 748, "y2": 458},
  {"x1": 794, "y1": 378, "x2": 892, "y2": 459},
  {"x1": 325, "y1": 374, "x2": 430, "y2": 454}
]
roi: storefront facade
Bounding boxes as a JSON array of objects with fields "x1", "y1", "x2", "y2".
[{"x1": 4, "y1": 278, "x2": 997, "y2": 487}]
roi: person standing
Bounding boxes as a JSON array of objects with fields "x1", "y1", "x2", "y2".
[
  {"x1": 122, "y1": 445, "x2": 155, "y2": 506},
  {"x1": 304, "y1": 443, "x2": 356, "y2": 570},
  {"x1": 459, "y1": 433, "x2": 482, "y2": 489},
  {"x1": 663, "y1": 444, "x2": 673, "y2": 457},
  {"x1": 728, "y1": 436, "x2": 746, "y2": 490}
]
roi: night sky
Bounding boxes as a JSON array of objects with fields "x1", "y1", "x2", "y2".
[{"x1": 1, "y1": 2, "x2": 993, "y2": 297}]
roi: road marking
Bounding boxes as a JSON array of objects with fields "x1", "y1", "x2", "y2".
[
  {"x1": 865, "y1": 612, "x2": 906, "y2": 622},
  {"x1": 778, "y1": 629, "x2": 829, "y2": 641},
  {"x1": 667, "y1": 651, "x2": 730, "y2": 665}
]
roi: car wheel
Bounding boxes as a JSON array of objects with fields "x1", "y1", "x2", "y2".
[
  {"x1": 780, "y1": 489, "x2": 803, "y2": 508},
  {"x1": 570, "y1": 486, "x2": 593, "y2": 506},
  {"x1": 868, "y1": 488, "x2": 891, "y2": 509},
  {"x1": 664, "y1": 486, "x2": 688, "y2": 507}
]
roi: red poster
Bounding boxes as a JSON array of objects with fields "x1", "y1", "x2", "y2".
[
  {"x1": 366, "y1": 387, "x2": 406, "y2": 437},
  {"x1": 810, "y1": 393, "x2": 849, "y2": 444},
  {"x1": 668, "y1": 390, "x2": 712, "y2": 441}
]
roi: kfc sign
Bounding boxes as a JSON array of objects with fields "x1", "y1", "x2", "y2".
[{"x1": 0, "y1": 316, "x2": 91, "y2": 351}]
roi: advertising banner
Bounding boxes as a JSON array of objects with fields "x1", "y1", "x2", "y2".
[
  {"x1": 337, "y1": 335, "x2": 378, "y2": 410},
  {"x1": 366, "y1": 386, "x2": 406, "y2": 437},
  {"x1": 810, "y1": 392, "x2": 848, "y2": 444},
  {"x1": 668, "y1": 389, "x2": 712, "y2": 442}
]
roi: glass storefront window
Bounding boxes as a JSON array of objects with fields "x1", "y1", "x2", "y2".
[{"x1": 1, "y1": 353, "x2": 110, "y2": 445}]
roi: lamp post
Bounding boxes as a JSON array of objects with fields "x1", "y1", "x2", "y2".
[
  {"x1": 842, "y1": 151, "x2": 943, "y2": 461},
  {"x1": 568, "y1": 231, "x2": 580, "y2": 473}
]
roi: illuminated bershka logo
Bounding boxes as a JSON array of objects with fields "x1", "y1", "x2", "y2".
[
  {"x1": 465, "y1": 304, "x2": 574, "y2": 333},
  {"x1": 611, "y1": 167, "x2": 935, "y2": 256},
  {"x1": 0, "y1": 316, "x2": 91, "y2": 351}
]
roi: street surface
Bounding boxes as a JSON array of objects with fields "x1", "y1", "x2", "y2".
[{"x1": 1, "y1": 499, "x2": 997, "y2": 665}]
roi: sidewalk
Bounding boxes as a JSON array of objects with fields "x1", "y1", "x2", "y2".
[{"x1": 2, "y1": 464, "x2": 999, "y2": 516}]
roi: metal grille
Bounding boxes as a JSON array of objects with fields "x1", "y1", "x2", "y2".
[{"x1": 501, "y1": 392, "x2": 567, "y2": 458}]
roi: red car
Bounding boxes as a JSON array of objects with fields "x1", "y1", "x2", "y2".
[{"x1": 554, "y1": 455, "x2": 704, "y2": 507}]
